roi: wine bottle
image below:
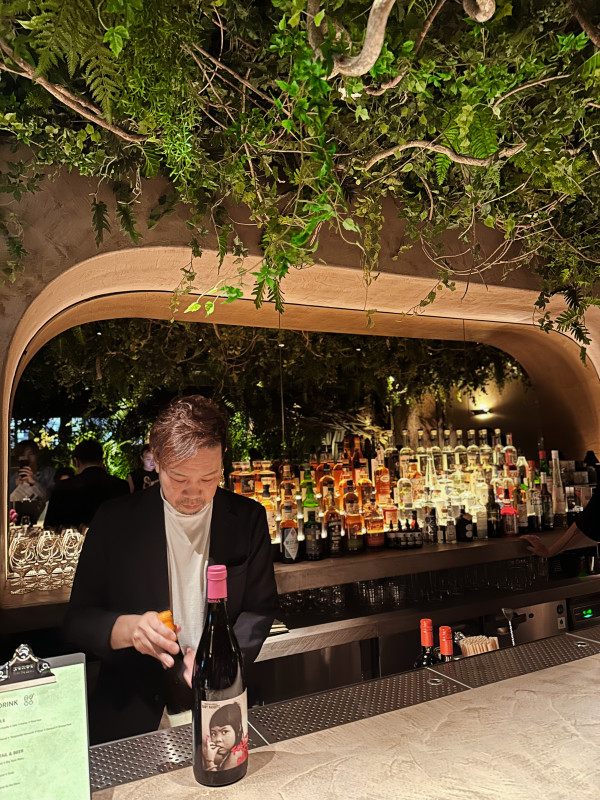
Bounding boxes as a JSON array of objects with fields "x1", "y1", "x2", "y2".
[
  {"x1": 157, "y1": 610, "x2": 193, "y2": 719},
  {"x1": 414, "y1": 618, "x2": 439, "y2": 668},
  {"x1": 193, "y1": 565, "x2": 248, "y2": 787},
  {"x1": 439, "y1": 626, "x2": 454, "y2": 663}
]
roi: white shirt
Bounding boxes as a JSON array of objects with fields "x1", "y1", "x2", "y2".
[{"x1": 162, "y1": 491, "x2": 213, "y2": 653}]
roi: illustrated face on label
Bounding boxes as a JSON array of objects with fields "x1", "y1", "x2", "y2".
[{"x1": 201, "y1": 694, "x2": 248, "y2": 772}]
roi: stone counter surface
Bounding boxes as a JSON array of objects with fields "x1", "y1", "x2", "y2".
[{"x1": 93, "y1": 653, "x2": 600, "y2": 800}]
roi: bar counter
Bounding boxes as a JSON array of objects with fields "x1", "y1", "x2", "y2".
[{"x1": 91, "y1": 628, "x2": 600, "y2": 799}]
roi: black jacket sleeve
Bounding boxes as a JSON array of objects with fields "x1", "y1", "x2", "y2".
[
  {"x1": 63, "y1": 503, "x2": 122, "y2": 662},
  {"x1": 232, "y1": 502, "x2": 278, "y2": 665},
  {"x1": 576, "y1": 488, "x2": 600, "y2": 542}
]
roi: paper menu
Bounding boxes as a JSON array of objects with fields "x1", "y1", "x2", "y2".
[{"x1": 0, "y1": 653, "x2": 90, "y2": 800}]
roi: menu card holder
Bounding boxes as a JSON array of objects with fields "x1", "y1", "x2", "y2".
[{"x1": 0, "y1": 644, "x2": 90, "y2": 799}]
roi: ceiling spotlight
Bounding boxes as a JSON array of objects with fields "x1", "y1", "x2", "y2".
[
  {"x1": 278, "y1": 342, "x2": 285, "y2": 348},
  {"x1": 356, "y1": 347, "x2": 361, "y2": 352}
]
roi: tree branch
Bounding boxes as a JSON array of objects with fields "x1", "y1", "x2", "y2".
[
  {"x1": 566, "y1": 0, "x2": 600, "y2": 48},
  {"x1": 0, "y1": 38, "x2": 145, "y2": 143},
  {"x1": 365, "y1": 0, "x2": 448, "y2": 96},
  {"x1": 330, "y1": 0, "x2": 398, "y2": 78},
  {"x1": 189, "y1": 44, "x2": 274, "y2": 105},
  {"x1": 492, "y1": 74, "x2": 569, "y2": 111},
  {"x1": 364, "y1": 139, "x2": 527, "y2": 171}
]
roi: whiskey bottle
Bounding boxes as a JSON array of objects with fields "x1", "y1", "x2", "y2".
[
  {"x1": 280, "y1": 500, "x2": 300, "y2": 563},
  {"x1": 323, "y1": 487, "x2": 343, "y2": 558},
  {"x1": 343, "y1": 481, "x2": 364, "y2": 554},
  {"x1": 364, "y1": 498, "x2": 385, "y2": 551}
]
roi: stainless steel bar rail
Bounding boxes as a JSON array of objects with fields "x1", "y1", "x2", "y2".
[{"x1": 89, "y1": 625, "x2": 600, "y2": 793}]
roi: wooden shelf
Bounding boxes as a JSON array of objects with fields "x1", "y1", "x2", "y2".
[{"x1": 273, "y1": 530, "x2": 594, "y2": 594}]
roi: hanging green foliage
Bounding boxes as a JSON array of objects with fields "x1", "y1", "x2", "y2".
[{"x1": 0, "y1": 1, "x2": 599, "y2": 350}]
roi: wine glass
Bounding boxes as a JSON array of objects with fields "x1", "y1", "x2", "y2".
[
  {"x1": 8, "y1": 530, "x2": 36, "y2": 594},
  {"x1": 60, "y1": 528, "x2": 84, "y2": 587}
]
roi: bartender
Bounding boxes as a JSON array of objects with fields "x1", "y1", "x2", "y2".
[{"x1": 64, "y1": 395, "x2": 277, "y2": 744}]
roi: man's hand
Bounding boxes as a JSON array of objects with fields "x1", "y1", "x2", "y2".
[
  {"x1": 521, "y1": 535, "x2": 552, "y2": 558},
  {"x1": 110, "y1": 612, "x2": 182, "y2": 668},
  {"x1": 183, "y1": 646, "x2": 195, "y2": 688}
]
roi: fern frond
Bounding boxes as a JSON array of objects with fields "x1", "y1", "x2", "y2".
[
  {"x1": 91, "y1": 196, "x2": 111, "y2": 246},
  {"x1": 81, "y1": 38, "x2": 121, "y2": 121},
  {"x1": 469, "y1": 109, "x2": 498, "y2": 159},
  {"x1": 435, "y1": 153, "x2": 451, "y2": 184}
]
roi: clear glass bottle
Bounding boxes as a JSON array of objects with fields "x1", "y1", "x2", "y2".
[
  {"x1": 454, "y1": 429, "x2": 468, "y2": 469},
  {"x1": 259, "y1": 483, "x2": 278, "y2": 543},
  {"x1": 492, "y1": 428, "x2": 505, "y2": 468},
  {"x1": 503, "y1": 433, "x2": 518, "y2": 471},
  {"x1": 442, "y1": 428, "x2": 454, "y2": 473},
  {"x1": 416, "y1": 429, "x2": 427, "y2": 473},
  {"x1": 478, "y1": 428, "x2": 492, "y2": 462},
  {"x1": 239, "y1": 461, "x2": 255, "y2": 498},
  {"x1": 466, "y1": 429, "x2": 480, "y2": 469},
  {"x1": 429, "y1": 429, "x2": 443, "y2": 473},
  {"x1": 398, "y1": 429, "x2": 414, "y2": 478},
  {"x1": 280, "y1": 500, "x2": 300, "y2": 563},
  {"x1": 373, "y1": 452, "x2": 391, "y2": 505},
  {"x1": 551, "y1": 450, "x2": 567, "y2": 527}
]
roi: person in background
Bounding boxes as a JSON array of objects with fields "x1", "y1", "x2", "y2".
[
  {"x1": 9, "y1": 439, "x2": 55, "y2": 503},
  {"x1": 523, "y1": 489, "x2": 600, "y2": 558},
  {"x1": 64, "y1": 395, "x2": 277, "y2": 744},
  {"x1": 127, "y1": 444, "x2": 159, "y2": 492},
  {"x1": 44, "y1": 439, "x2": 129, "y2": 528},
  {"x1": 54, "y1": 466, "x2": 75, "y2": 482}
]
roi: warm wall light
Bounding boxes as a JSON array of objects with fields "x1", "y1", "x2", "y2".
[{"x1": 471, "y1": 407, "x2": 492, "y2": 417}]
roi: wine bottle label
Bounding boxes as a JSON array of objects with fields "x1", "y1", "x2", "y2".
[
  {"x1": 281, "y1": 525, "x2": 299, "y2": 560},
  {"x1": 200, "y1": 690, "x2": 248, "y2": 772},
  {"x1": 265, "y1": 509, "x2": 277, "y2": 535},
  {"x1": 305, "y1": 523, "x2": 322, "y2": 555},
  {"x1": 327, "y1": 520, "x2": 342, "y2": 553},
  {"x1": 240, "y1": 475, "x2": 255, "y2": 495}
]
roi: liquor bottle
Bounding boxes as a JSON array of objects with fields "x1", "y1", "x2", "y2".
[
  {"x1": 299, "y1": 466, "x2": 314, "y2": 503},
  {"x1": 492, "y1": 428, "x2": 505, "y2": 468},
  {"x1": 424, "y1": 452, "x2": 439, "y2": 495},
  {"x1": 442, "y1": 429, "x2": 454, "y2": 473},
  {"x1": 478, "y1": 428, "x2": 492, "y2": 462},
  {"x1": 455, "y1": 506, "x2": 474, "y2": 542},
  {"x1": 318, "y1": 462, "x2": 335, "y2": 510},
  {"x1": 364, "y1": 498, "x2": 385, "y2": 551},
  {"x1": 454, "y1": 429, "x2": 468, "y2": 469},
  {"x1": 259, "y1": 483, "x2": 278, "y2": 543},
  {"x1": 540, "y1": 472, "x2": 554, "y2": 530},
  {"x1": 423, "y1": 505, "x2": 439, "y2": 544},
  {"x1": 383, "y1": 431, "x2": 400, "y2": 483},
  {"x1": 259, "y1": 461, "x2": 276, "y2": 495},
  {"x1": 303, "y1": 484, "x2": 323, "y2": 560},
  {"x1": 538, "y1": 438, "x2": 550, "y2": 476},
  {"x1": 239, "y1": 461, "x2": 254, "y2": 498},
  {"x1": 323, "y1": 487, "x2": 343, "y2": 558},
  {"x1": 439, "y1": 626, "x2": 454, "y2": 663},
  {"x1": 374, "y1": 452, "x2": 391, "y2": 505},
  {"x1": 416, "y1": 429, "x2": 427, "y2": 473},
  {"x1": 315, "y1": 447, "x2": 329, "y2": 488},
  {"x1": 343, "y1": 481, "x2": 364, "y2": 554},
  {"x1": 513, "y1": 481, "x2": 528, "y2": 535},
  {"x1": 251, "y1": 459, "x2": 263, "y2": 498},
  {"x1": 280, "y1": 499, "x2": 301, "y2": 563},
  {"x1": 351, "y1": 436, "x2": 364, "y2": 483},
  {"x1": 466, "y1": 429, "x2": 480, "y2": 469},
  {"x1": 385, "y1": 521, "x2": 398, "y2": 549},
  {"x1": 530, "y1": 479, "x2": 543, "y2": 532},
  {"x1": 158, "y1": 610, "x2": 193, "y2": 718},
  {"x1": 279, "y1": 462, "x2": 296, "y2": 504},
  {"x1": 503, "y1": 433, "x2": 518, "y2": 471},
  {"x1": 408, "y1": 459, "x2": 425, "y2": 503},
  {"x1": 501, "y1": 489, "x2": 518, "y2": 536},
  {"x1": 414, "y1": 618, "x2": 439, "y2": 668},
  {"x1": 228, "y1": 462, "x2": 242, "y2": 494},
  {"x1": 356, "y1": 465, "x2": 375, "y2": 510},
  {"x1": 430, "y1": 429, "x2": 444, "y2": 473},
  {"x1": 396, "y1": 475, "x2": 414, "y2": 512},
  {"x1": 445, "y1": 514, "x2": 457, "y2": 543},
  {"x1": 551, "y1": 450, "x2": 567, "y2": 527},
  {"x1": 398, "y1": 429, "x2": 414, "y2": 478},
  {"x1": 332, "y1": 448, "x2": 346, "y2": 495},
  {"x1": 471, "y1": 501, "x2": 488, "y2": 539},
  {"x1": 193, "y1": 565, "x2": 248, "y2": 787},
  {"x1": 381, "y1": 491, "x2": 399, "y2": 528}
]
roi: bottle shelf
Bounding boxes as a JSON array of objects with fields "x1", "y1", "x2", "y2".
[{"x1": 273, "y1": 530, "x2": 580, "y2": 594}]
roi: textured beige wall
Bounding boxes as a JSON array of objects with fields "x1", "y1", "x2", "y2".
[{"x1": 2, "y1": 168, "x2": 600, "y2": 594}]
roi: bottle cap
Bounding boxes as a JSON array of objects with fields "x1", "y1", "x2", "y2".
[
  {"x1": 207, "y1": 564, "x2": 228, "y2": 600},
  {"x1": 158, "y1": 609, "x2": 176, "y2": 632},
  {"x1": 420, "y1": 618, "x2": 434, "y2": 647},
  {"x1": 439, "y1": 626, "x2": 453, "y2": 656}
]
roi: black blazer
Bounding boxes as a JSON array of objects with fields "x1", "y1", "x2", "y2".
[
  {"x1": 45, "y1": 466, "x2": 129, "y2": 527},
  {"x1": 63, "y1": 485, "x2": 277, "y2": 743}
]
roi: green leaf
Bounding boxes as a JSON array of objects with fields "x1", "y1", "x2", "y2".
[
  {"x1": 91, "y1": 197, "x2": 111, "y2": 246},
  {"x1": 147, "y1": 192, "x2": 178, "y2": 230},
  {"x1": 205, "y1": 300, "x2": 215, "y2": 316},
  {"x1": 103, "y1": 26, "x2": 129, "y2": 58},
  {"x1": 342, "y1": 217, "x2": 360, "y2": 232},
  {"x1": 314, "y1": 10, "x2": 325, "y2": 27},
  {"x1": 184, "y1": 301, "x2": 202, "y2": 313},
  {"x1": 484, "y1": 215, "x2": 495, "y2": 228}
]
